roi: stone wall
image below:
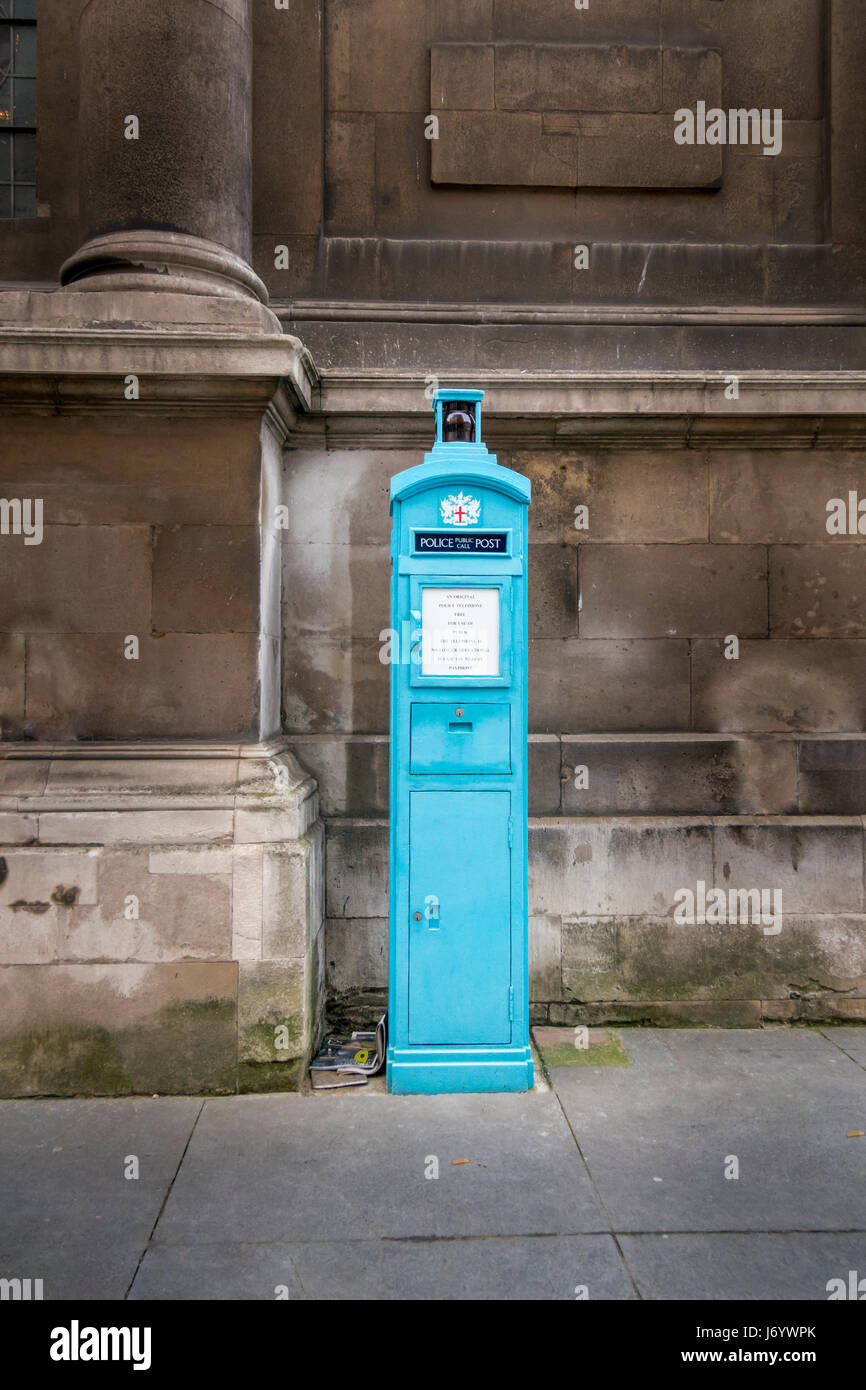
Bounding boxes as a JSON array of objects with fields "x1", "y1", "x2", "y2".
[
  {"x1": 1, "y1": 0, "x2": 865, "y2": 1096},
  {"x1": 5, "y1": 2, "x2": 864, "y2": 307},
  {"x1": 284, "y1": 439, "x2": 866, "y2": 1028}
]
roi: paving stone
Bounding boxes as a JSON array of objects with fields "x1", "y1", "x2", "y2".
[
  {"x1": 619, "y1": 1232, "x2": 866, "y2": 1301},
  {"x1": 130, "y1": 1233, "x2": 633, "y2": 1301},
  {"x1": 553, "y1": 1029, "x2": 866, "y2": 1232},
  {"x1": 151, "y1": 1092, "x2": 608, "y2": 1243},
  {"x1": 0, "y1": 1097, "x2": 200, "y2": 1298},
  {"x1": 820, "y1": 1026, "x2": 866, "y2": 1068}
]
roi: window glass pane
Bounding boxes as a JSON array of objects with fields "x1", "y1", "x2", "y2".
[
  {"x1": 13, "y1": 71, "x2": 33, "y2": 123},
  {"x1": 12, "y1": 2, "x2": 38, "y2": 19},
  {"x1": 13, "y1": 24, "x2": 35, "y2": 76},
  {"x1": 0, "y1": 129, "x2": 10, "y2": 178},
  {"x1": 0, "y1": 183, "x2": 11, "y2": 218},
  {"x1": 13, "y1": 128, "x2": 33, "y2": 179},
  {"x1": 13, "y1": 179, "x2": 34, "y2": 216}
]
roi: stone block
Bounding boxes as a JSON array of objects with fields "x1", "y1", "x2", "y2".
[
  {"x1": 0, "y1": 635, "x2": 26, "y2": 735},
  {"x1": 798, "y1": 738, "x2": 866, "y2": 814},
  {"x1": 238, "y1": 959, "x2": 306, "y2": 1063},
  {"x1": 561, "y1": 737, "x2": 798, "y2": 815},
  {"x1": 0, "y1": 526, "x2": 151, "y2": 634},
  {"x1": 0, "y1": 847, "x2": 100, "y2": 908},
  {"x1": 496, "y1": 0, "x2": 660, "y2": 44},
  {"x1": 495, "y1": 43, "x2": 660, "y2": 114},
  {"x1": 578, "y1": 114, "x2": 722, "y2": 187},
  {"x1": 713, "y1": 820, "x2": 864, "y2": 915},
  {"x1": 691, "y1": 639, "x2": 866, "y2": 733},
  {"x1": 0, "y1": 905, "x2": 59, "y2": 965},
  {"x1": 614, "y1": 914, "x2": 866, "y2": 1002},
  {"x1": 283, "y1": 637, "x2": 389, "y2": 734},
  {"x1": 372, "y1": 114, "x2": 435, "y2": 238},
  {"x1": 0, "y1": 759, "x2": 48, "y2": 798},
  {"x1": 661, "y1": 45, "x2": 721, "y2": 112},
  {"x1": 324, "y1": 917, "x2": 388, "y2": 994},
  {"x1": 282, "y1": 542, "x2": 389, "y2": 641},
  {"x1": 561, "y1": 917, "x2": 619, "y2": 999},
  {"x1": 770, "y1": 546, "x2": 866, "y2": 638},
  {"x1": 551, "y1": 999, "x2": 763, "y2": 1027},
  {"x1": 709, "y1": 452, "x2": 866, "y2": 544},
  {"x1": 0, "y1": 962, "x2": 238, "y2": 1096},
  {"x1": 231, "y1": 844, "x2": 263, "y2": 961},
  {"x1": 148, "y1": 848, "x2": 234, "y2": 875},
  {"x1": 529, "y1": 736, "x2": 562, "y2": 815},
  {"x1": 529, "y1": 639, "x2": 691, "y2": 732},
  {"x1": 38, "y1": 810, "x2": 234, "y2": 846},
  {"x1": 234, "y1": 806, "x2": 312, "y2": 846},
  {"x1": 528, "y1": 544, "x2": 579, "y2": 637},
  {"x1": 325, "y1": 0, "x2": 493, "y2": 113},
  {"x1": 262, "y1": 828, "x2": 323, "y2": 960},
  {"x1": 516, "y1": 450, "x2": 709, "y2": 546},
  {"x1": 375, "y1": 223, "x2": 574, "y2": 297},
  {"x1": 529, "y1": 913, "x2": 563, "y2": 1001},
  {"x1": 580, "y1": 544, "x2": 768, "y2": 638},
  {"x1": 529, "y1": 818, "x2": 713, "y2": 917},
  {"x1": 26, "y1": 634, "x2": 259, "y2": 739},
  {"x1": 830, "y1": 0, "x2": 866, "y2": 244},
  {"x1": 773, "y1": 157, "x2": 823, "y2": 242},
  {"x1": 721, "y1": 0, "x2": 824, "y2": 121},
  {"x1": 44, "y1": 758, "x2": 236, "y2": 800},
  {"x1": 0, "y1": 416, "x2": 260, "y2": 526},
  {"x1": 254, "y1": 234, "x2": 320, "y2": 297},
  {"x1": 431, "y1": 112, "x2": 577, "y2": 187},
  {"x1": 289, "y1": 737, "x2": 389, "y2": 817},
  {"x1": 0, "y1": 813, "x2": 38, "y2": 844},
  {"x1": 252, "y1": 0, "x2": 323, "y2": 235},
  {"x1": 152, "y1": 526, "x2": 259, "y2": 634},
  {"x1": 431, "y1": 44, "x2": 494, "y2": 111},
  {"x1": 59, "y1": 848, "x2": 232, "y2": 964},
  {"x1": 324, "y1": 115, "x2": 376, "y2": 234},
  {"x1": 326, "y1": 821, "x2": 388, "y2": 919},
  {"x1": 282, "y1": 450, "x2": 400, "y2": 549}
]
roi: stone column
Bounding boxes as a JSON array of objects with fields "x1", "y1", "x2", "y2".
[{"x1": 60, "y1": 0, "x2": 266, "y2": 304}]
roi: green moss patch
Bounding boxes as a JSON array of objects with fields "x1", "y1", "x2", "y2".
[{"x1": 539, "y1": 1035, "x2": 632, "y2": 1069}]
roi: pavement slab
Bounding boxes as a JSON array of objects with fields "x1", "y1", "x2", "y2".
[
  {"x1": 150, "y1": 1091, "x2": 607, "y2": 1245},
  {"x1": 821, "y1": 1026, "x2": 866, "y2": 1069},
  {"x1": 552, "y1": 1029, "x2": 866, "y2": 1234},
  {"x1": 2, "y1": 1028, "x2": 864, "y2": 1300},
  {"x1": 0, "y1": 1097, "x2": 202, "y2": 1299},
  {"x1": 619, "y1": 1232, "x2": 866, "y2": 1301},
  {"x1": 130, "y1": 1234, "x2": 635, "y2": 1301}
]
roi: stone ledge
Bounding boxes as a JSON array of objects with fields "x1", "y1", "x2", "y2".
[{"x1": 0, "y1": 742, "x2": 319, "y2": 838}]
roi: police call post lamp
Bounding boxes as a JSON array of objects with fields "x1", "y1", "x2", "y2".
[{"x1": 387, "y1": 389, "x2": 533, "y2": 1094}]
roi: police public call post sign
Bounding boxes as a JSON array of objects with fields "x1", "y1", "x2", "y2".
[{"x1": 387, "y1": 389, "x2": 533, "y2": 1093}]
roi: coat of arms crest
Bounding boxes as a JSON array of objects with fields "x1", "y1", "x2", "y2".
[{"x1": 440, "y1": 492, "x2": 481, "y2": 527}]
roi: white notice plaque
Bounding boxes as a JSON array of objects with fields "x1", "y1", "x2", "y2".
[{"x1": 421, "y1": 587, "x2": 500, "y2": 677}]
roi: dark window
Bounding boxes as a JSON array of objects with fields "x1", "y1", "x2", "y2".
[{"x1": 0, "y1": 1, "x2": 37, "y2": 219}]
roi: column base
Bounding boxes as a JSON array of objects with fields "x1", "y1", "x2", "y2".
[
  {"x1": 60, "y1": 230, "x2": 269, "y2": 306},
  {"x1": 387, "y1": 1044, "x2": 534, "y2": 1094}
]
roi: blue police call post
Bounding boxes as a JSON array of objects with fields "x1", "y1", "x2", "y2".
[{"x1": 386, "y1": 389, "x2": 533, "y2": 1094}]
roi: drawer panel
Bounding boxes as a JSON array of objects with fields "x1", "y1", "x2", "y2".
[{"x1": 410, "y1": 703, "x2": 511, "y2": 774}]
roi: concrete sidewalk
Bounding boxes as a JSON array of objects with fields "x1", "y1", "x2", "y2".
[{"x1": 1, "y1": 1028, "x2": 863, "y2": 1301}]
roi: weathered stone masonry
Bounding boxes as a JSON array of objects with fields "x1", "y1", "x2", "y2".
[{"x1": 1, "y1": 0, "x2": 865, "y2": 1094}]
